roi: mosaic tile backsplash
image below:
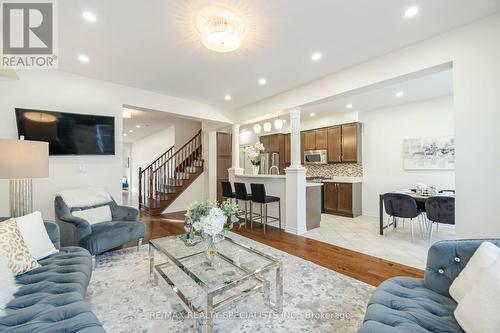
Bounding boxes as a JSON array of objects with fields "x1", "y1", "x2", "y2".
[{"x1": 306, "y1": 163, "x2": 363, "y2": 178}]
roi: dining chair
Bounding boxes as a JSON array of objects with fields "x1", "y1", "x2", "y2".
[
  {"x1": 425, "y1": 196, "x2": 455, "y2": 245},
  {"x1": 382, "y1": 193, "x2": 422, "y2": 241}
]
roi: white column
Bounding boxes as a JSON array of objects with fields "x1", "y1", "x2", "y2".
[
  {"x1": 285, "y1": 107, "x2": 307, "y2": 234},
  {"x1": 290, "y1": 108, "x2": 302, "y2": 167},
  {"x1": 228, "y1": 124, "x2": 243, "y2": 182}
]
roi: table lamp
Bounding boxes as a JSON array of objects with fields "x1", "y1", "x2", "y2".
[{"x1": 0, "y1": 139, "x2": 49, "y2": 217}]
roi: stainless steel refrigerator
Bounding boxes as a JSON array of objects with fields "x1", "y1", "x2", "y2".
[{"x1": 260, "y1": 152, "x2": 280, "y2": 175}]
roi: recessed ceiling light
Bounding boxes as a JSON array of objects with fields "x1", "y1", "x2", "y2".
[
  {"x1": 309, "y1": 112, "x2": 316, "y2": 117},
  {"x1": 78, "y1": 55, "x2": 89, "y2": 63},
  {"x1": 346, "y1": 104, "x2": 353, "y2": 109},
  {"x1": 404, "y1": 6, "x2": 419, "y2": 18},
  {"x1": 136, "y1": 124, "x2": 141, "y2": 128},
  {"x1": 311, "y1": 52, "x2": 322, "y2": 61},
  {"x1": 129, "y1": 129, "x2": 133, "y2": 133},
  {"x1": 224, "y1": 95, "x2": 232, "y2": 101},
  {"x1": 396, "y1": 91, "x2": 405, "y2": 97},
  {"x1": 258, "y1": 78, "x2": 267, "y2": 85},
  {"x1": 82, "y1": 11, "x2": 96, "y2": 22},
  {"x1": 123, "y1": 134, "x2": 127, "y2": 137}
]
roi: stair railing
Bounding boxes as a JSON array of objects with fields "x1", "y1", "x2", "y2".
[{"x1": 139, "y1": 130, "x2": 202, "y2": 209}]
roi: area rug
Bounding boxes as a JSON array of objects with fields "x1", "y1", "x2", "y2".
[{"x1": 86, "y1": 232, "x2": 374, "y2": 332}]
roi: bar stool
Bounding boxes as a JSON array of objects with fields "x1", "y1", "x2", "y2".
[
  {"x1": 221, "y1": 181, "x2": 235, "y2": 201},
  {"x1": 250, "y1": 183, "x2": 281, "y2": 233},
  {"x1": 234, "y1": 182, "x2": 254, "y2": 227}
]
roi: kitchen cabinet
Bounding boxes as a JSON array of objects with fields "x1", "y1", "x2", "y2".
[
  {"x1": 327, "y1": 126, "x2": 342, "y2": 163},
  {"x1": 260, "y1": 134, "x2": 286, "y2": 174},
  {"x1": 303, "y1": 130, "x2": 316, "y2": 150},
  {"x1": 284, "y1": 133, "x2": 291, "y2": 165},
  {"x1": 341, "y1": 123, "x2": 361, "y2": 163},
  {"x1": 260, "y1": 135, "x2": 271, "y2": 152},
  {"x1": 315, "y1": 128, "x2": 328, "y2": 149},
  {"x1": 323, "y1": 182, "x2": 361, "y2": 217}
]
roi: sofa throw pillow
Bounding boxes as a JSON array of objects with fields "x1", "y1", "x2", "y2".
[
  {"x1": 0, "y1": 256, "x2": 19, "y2": 317},
  {"x1": 449, "y1": 241, "x2": 500, "y2": 302},
  {"x1": 454, "y1": 257, "x2": 500, "y2": 333},
  {"x1": 0, "y1": 219, "x2": 40, "y2": 275},
  {"x1": 72, "y1": 205, "x2": 112, "y2": 225},
  {"x1": 14, "y1": 211, "x2": 58, "y2": 260}
]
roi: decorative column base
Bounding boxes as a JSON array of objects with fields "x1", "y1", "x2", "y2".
[
  {"x1": 285, "y1": 166, "x2": 307, "y2": 235},
  {"x1": 9, "y1": 179, "x2": 33, "y2": 218}
]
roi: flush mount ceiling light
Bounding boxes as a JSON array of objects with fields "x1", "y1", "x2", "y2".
[
  {"x1": 263, "y1": 121, "x2": 272, "y2": 132},
  {"x1": 253, "y1": 123, "x2": 262, "y2": 134},
  {"x1": 122, "y1": 109, "x2": 132, "y2": 119},
  {"x1": 196, "y1": 7, "x2": 246, "y2": 53},
  {"x1": 274, "y1": 118, "x2": 283, "y2": 130}
]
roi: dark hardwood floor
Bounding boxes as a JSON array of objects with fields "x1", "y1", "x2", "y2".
[{"x1": 120, "y1": 210, "x2": 424, "y2": 287}]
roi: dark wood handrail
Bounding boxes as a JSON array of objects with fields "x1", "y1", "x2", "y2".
[
  {"x1": 153, "y1": 129, "x2": 202, "y2": 172},
  {"x1": 138, "y1": 129, "x2": 203, "y2": 209}
]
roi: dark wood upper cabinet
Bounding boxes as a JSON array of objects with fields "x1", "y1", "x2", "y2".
[
  {"x1": 284, "y1": 133, "x2": 291, "y2": 165},
  {"x1": 303, "y1": 130, "x2": 316, "y2": 151},
  {"x1": 259, "y1": 135, "x2": 271, "y2": 152},
  {"x1": 341, "y1": 123, "x2": 361, "y2": 163},
  {"x1": 327, "y1": 126, "x2": 342, "y2": 163},
  {"x1": 315, "y1": 128, "x2": 328, "y2": 150}
]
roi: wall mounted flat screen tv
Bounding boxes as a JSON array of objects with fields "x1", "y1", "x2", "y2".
[{"x1": 15, "y1": 108, "x2": 115, "y2": 155}]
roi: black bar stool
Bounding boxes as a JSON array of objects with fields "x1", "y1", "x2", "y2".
[
  {"x1": 221, "y1": 181, "x2": 235, "y2": 201},
  {"x1": 250, "y1": 183, "x2": 281, "y2": 233},
  {"x1": 234, "y1": 182, "x2": 254, "y2": 227}
]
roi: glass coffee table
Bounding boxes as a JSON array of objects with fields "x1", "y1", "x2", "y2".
[{"x1": 149, "y1": 235, "x2": 283, "y2": 333}]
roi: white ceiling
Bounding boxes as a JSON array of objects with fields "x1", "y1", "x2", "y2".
[
  {"x1": 303, "y1": 69, "x2": 453, "y2": 117},
  {"x1": 122, "y1": 108, "x2": 200, "y2": 143},
  {"x1": 58, "y1": 0, "x2": 499, "y2": 110}
]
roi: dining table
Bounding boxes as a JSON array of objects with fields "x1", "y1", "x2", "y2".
[{"x1": 378, "y1": 190, "x2": 455, "y2": 235}]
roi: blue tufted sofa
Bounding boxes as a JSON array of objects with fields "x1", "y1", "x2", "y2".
[
  {"x1": 358, "y1": 239, "x2": 500, "y2": 333},
  {"x1": 0, "y1": 218, "x2": 105, "y2": 333}
]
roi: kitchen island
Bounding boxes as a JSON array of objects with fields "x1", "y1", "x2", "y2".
[{"x1": 233, "y1": 174, "x2": 322, "y2": 232}]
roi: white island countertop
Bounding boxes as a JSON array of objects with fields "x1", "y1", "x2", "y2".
[
  {"x1": 322, "y1": 177, "x2": 363, "y2": 183},
  {"x1": 235, "y1": 174, "x2": 286, "y2": 179}
]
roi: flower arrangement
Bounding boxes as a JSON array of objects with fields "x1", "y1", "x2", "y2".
[
  {"x1": 183, "y1": 200, "x2": 240, "y2": 254},
  {"x1": 244, "y1": 141, "x2": 265, "y2": 166}
]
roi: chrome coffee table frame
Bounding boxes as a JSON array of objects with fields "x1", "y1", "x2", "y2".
[{"x1": 149, "y1": 235, "x2": 283, "y2": 333}]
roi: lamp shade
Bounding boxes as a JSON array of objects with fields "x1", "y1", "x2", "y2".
[{"x1": 0, "y1": 139, "x2": 49, "y2": 179}]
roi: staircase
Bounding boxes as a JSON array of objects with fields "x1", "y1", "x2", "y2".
[{"x1": 138, "y1": 130, "x2": 203, "y2": 215}]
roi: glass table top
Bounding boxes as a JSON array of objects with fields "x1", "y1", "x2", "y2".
[{"x1": 150, "y1": 235, "x2": 280, "y2": 292}]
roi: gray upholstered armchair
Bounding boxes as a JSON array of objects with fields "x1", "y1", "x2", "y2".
[
  {"x1": 358, "y1": 238, "x2": 500, "y2": 333},
  {"x1": 54, "y1": 190, "x2": 145, "y2": 265}
]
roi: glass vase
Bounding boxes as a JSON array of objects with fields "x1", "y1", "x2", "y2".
[{"x1": 204, "y1": 233, "x2": 224, "y2": 256}]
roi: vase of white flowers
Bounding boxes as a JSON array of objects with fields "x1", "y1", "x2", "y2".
[
  {"x1": 245, "y1": 141, "x2": 265, "y2": 175},
  {"x1": 183, "y1": 200, "x2": 240, "y2": 255}
]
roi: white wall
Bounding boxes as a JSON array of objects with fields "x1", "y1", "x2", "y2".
[
  {"x1": 174, "y1": 121, "x2": 202, "y2": 151},
  {"x1": 236, "y1": 14, "x2": 500, "y2": 238},
  {"x1": 360, "y1": 96, "x2": 455, "y2": 216},
  {"x1": 0, "y1": 70, "x2": 231, "y2": 219},
  {"x1": 123, "y1": 143, "x2": 132, "y2": 184},
  {"x1": 130, "y1": 126, "x2": 175, "y2": 193}
]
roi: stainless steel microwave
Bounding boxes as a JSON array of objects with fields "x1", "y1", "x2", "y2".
[{"x1": 304, "y1": 150, "x2": 328, "y2": 164}]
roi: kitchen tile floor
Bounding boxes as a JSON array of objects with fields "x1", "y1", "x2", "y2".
[{"x1": 304, "y1": 214, "x2": 456, "y2": 269}]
